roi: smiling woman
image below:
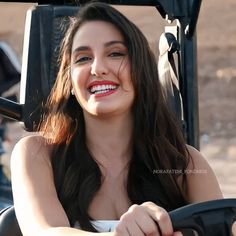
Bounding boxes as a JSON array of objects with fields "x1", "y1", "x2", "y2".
[
  {"x1": 9, "y1": 2, "x2": 234, "y2": 236},
  {"x1": 70, "y1": 20, "x2": 134, "y2": 117}
]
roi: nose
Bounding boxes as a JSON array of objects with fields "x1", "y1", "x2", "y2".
[{"x1": 90, "y1": 57, "x2": 109, "y2": 77}]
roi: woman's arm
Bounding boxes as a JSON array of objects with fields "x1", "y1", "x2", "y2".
[
  {"x1": 185, "y1": 145, "x2": 223, "y2": 203},
  {"x1": 10, "y1": 135, "x2": 113, "y2": 236}
]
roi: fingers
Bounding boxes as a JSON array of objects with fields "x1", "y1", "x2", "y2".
[
  {"x1": 115, "y1": 202, "x2": 179, "y2": 236},
  {"x1": 173, "y1": 231, "x2": 183, "y2": 236},
  {"x1": 141, "y1": 201, "x2": 173, "y2": 235},
  {"x1": 114, "y1": 224, "x2": 130, "y2": 236},
  {"x1": 116, "y1": 219, "x2": 146, "y2": 236},
  {"x1": 115, "y1": 204, "x2": 160, "y2": 236}
]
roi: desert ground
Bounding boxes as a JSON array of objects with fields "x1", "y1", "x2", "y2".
[{"x1": 0, "y1": 1, "x2": 236, "y2": 197}]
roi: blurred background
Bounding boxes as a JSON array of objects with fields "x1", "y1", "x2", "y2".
[{"x1": 0, "y1": 0, "x2": 236, "y2": 197}]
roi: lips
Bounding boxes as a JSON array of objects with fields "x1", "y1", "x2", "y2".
[{"x1": 88, "y1": 81, "x2": 119, "y2": 95}]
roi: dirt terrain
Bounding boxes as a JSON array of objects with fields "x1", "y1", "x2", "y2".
[{"x1": 0, "y1": 1, "x2": 236, "y2": 197}]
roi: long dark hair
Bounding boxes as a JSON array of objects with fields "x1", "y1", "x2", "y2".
[{"x1": 39, "y1": 2, "x2": 191, "y2": 231}]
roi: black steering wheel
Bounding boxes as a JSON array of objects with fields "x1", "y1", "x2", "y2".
[
  {"x1": 169, "y1": 198, "x2": 236, "y2": 236},
  {"x1": 1, "y1": 199, "x2": 236, "y2": 236}
]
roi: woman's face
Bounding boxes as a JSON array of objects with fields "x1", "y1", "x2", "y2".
[{"x1": 70, "y1": 20, "x2": 134, "y2": 118}]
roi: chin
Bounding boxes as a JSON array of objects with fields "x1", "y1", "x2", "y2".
[
  {"x1": 87, "y1": 106, "x2": 125, "y2": 118},
  {"x1": 91, "y1": 109, "x2": 116, "y2": 117}
]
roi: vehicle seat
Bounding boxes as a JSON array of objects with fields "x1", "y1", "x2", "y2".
[{"x1": 0, "y1": 205, "x2": 22, "y2": 236}]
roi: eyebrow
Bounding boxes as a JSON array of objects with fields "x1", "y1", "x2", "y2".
[
  {"x1": 72, "y1": 40, "x2": 126, "y2": 55},
  {"x1": 104, "y1": 40, "x2": 126, "y2": 47}
]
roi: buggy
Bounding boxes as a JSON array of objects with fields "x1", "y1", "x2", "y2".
[{"x1": 0, "y1": 0, "x2": 235, "y2": 235}]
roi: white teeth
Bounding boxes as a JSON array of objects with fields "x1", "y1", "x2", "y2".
[
  {"x1": 95, "y1": 89, "x2": 110, "y2": 94},
  {"x1": 90, "y1": 84, "x2": 117, "y2": 94}
]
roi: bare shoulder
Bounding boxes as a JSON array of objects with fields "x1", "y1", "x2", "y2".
[
  {"x1": 185, "y1": 145, "x2": 223, "y2": 203},
  {"x1": 11, "y1": 134, "x2": 52, "y2": 166},
  {"x1": 13, "y1": 134, "x2": 51, "y2": 153},
  {"x1": 186, "y1": 144, "x2": 210, "y2": 170}
]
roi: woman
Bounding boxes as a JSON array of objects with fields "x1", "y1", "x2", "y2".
[{"x1": 11, "y1": 2, "x2": 231, "y2": 236}]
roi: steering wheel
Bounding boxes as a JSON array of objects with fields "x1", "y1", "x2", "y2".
[
  {"x1": 1, "y1": 199, "x2": 236, "y2": 236},
  {"x1": 169, "y1": 198, "x2": 236, "y2": 236}
]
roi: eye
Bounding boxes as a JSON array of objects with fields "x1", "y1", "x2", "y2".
[
  {"x1": 109, "y1": 51, "x2": 126, "y2": 58},
  {"x1": 74, "y1": 56, "x2": 92, "y2": 65}
]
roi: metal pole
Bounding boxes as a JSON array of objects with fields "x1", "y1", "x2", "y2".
[{"x1": 178, "y1": 18, "x2": 199, "y2": 149}]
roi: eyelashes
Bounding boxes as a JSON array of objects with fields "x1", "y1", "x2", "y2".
[
  {"x1": 74, "y1": 56, "x2": 92, "y2": 65},
  {"x1": 109, "y1": 52, "x2": 126, "y2": 57},
  {"x1": 73, "y1": 51, "x2": 127, "y2": 65}
]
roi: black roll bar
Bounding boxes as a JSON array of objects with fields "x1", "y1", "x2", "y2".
[
  {"x1": 0, "y1": 0, "x2": 201, "y2": 38},
  {"x1": 0, "y1": 0, "x2": 184, "y2": 21},
  {"x1": 187, "y1": 0, "x2": 202, "y2": 38},
  {"x1": 0, "y1": 98, "x2": 22, "y2": 121}
]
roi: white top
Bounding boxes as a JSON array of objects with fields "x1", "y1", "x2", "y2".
[{"x1": 74, "y1": 220, "x2": 119, "y2": 232}]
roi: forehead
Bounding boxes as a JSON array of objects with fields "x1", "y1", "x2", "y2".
[{"x1": 72, "y1": 20, "x2": 124, "y2": 48}]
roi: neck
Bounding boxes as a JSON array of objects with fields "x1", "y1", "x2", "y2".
[{"x1": 84, "y1": 111, "x2": 133, "y2": 177}]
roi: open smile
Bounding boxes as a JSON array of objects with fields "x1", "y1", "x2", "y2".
[{"x1": 88, "y1": 81, "x2": 119, "y2": 97}]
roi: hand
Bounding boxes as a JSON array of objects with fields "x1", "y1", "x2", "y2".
[{"x1": 114, "y1": 201, "x2": 182, "y2": 236}]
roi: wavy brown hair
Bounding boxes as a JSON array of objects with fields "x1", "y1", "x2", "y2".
[{"x1": 39, "y1": 2, "x2": 191, "y2": 231}]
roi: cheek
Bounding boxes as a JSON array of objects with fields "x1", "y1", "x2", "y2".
[
  {"x1": 71, "y1": 68, "x2": 86, "y2": 93},
  {"x1": 120, "y1": 62, "x2": 133, "y2": 89},
  {"x1": 122, "y1": 63, "x2": 135, "y2": 102},
  {"x1": 70, "y1": 69, "x2": 88, "y2": 108}
]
